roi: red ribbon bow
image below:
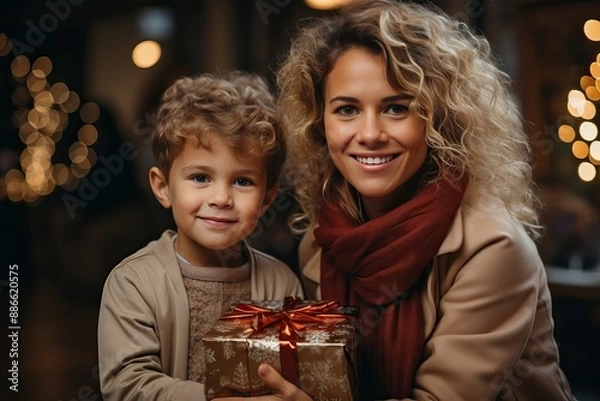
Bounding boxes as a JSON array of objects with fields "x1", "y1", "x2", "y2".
[{"x1": 221, "y1": 296, "x2": 350, "y2": 387}]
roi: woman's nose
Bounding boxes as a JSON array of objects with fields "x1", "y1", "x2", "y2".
[{"x1": 356, "y1": 113, "x2": 388, "y2": 145}]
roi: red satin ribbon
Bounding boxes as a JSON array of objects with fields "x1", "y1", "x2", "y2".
[{"x1": 221, "y1": 296, "x2": 351, "y2": 388}]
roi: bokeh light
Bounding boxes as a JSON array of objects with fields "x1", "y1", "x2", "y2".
[
  {"x1": 578, "y1": 161, "x2": 597, "y2": 181},
  {"x1": 11, "y1": 55, "x2": 30, "y2": 79},
  {"x1": 584, "y1": 19, "x2": 600, "y2": 41},
  {"x1": 558, "y1": 124, "x2": 576, "y2": 143},
  {"x1": 590, "y1": 141, "x2": 600, "y2": 161},
  {"x1": 304, "y1": 0, "x2": 354, "y2": 10},
  {"x1": 572, "y1": 140, "x2": 589, "y2": 159},
  {"x1": 580, "y1": 121, "x2": 598, "y2": 141},
  {"x1": 31, "y1": 56, "x2": 53, "y2": 78},
  {"x1": 78, "y1": 124, "x2": 99, "y2": 146},
  {"x1": 132, "y1": 40, "x2": 162, "y2": 69},
  {"x1": 80, "y1": 102, "x2": 101, "y2": 124},
  {"x1": 0, "y1": 33, "x2": 12, "y2": 56},
  {"x1": 568, "y1": 90, "x2": 586, "y2": 117}
]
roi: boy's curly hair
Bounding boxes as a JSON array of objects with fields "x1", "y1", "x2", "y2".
[{"x1": 153, "y1": 71, "x2": 285, "y2": 188}]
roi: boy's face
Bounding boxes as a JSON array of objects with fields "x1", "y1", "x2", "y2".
[{"x1": 150, "y1": 136, "x2": 277, "y2": 266}]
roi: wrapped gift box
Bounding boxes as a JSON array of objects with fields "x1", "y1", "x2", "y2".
[{"x1": 202, "y1": 297, "x2": 359, "y2": 400}]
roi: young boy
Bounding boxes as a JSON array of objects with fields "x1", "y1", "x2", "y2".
[{"x1": 97, "y1": 72, "x2": 303, "y2": 401}]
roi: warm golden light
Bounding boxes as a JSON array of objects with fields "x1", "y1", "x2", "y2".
[
  {"x1": 580, "y1": 121, "x2": 598, "y2": 141},
  {"x1": 50, "y1": 82, "x2": 69, "y2": 104},
  {"x1": 53, "y1": 163, "x2": 70, "y2": 186},
  {"x1": 55, "y1": 109, "x2": 68, "y2": 130},
  {"x1": 568, "y1": 90, "x2": 586, "y2": 117},
  {"x1": 572, "y1": 140, "x2": 589, "y2": 159},
  {"x1": 18, "y1": 122, "x2": 35, "y2": 143},
  {"x1": 44, "y1": 109, "x2": 60, "y2": 134},
  {"x1": 578, "y1": 162, "x2": 596, "y2": 182},
  {"x1": 584, "y1": 19, "x2": 600, "y2": 41},
  {"x1": 304, "y1": 0, "x2": 354, "y2": 10},
  {"x1": 590, "y1": 141, "x2": 600, "y2": 160},
  {"x1": 585, "y1": 85, "x2": 600, "y2": 101},
  {"x1": 11, "y1": 55, "x2": 30, "y2": 79},
  {"x1": 581, "y1": 101, "x2": 597, "y2": 120},
  {"x1": 19, "y1": 148, "x2": 33, "y2": 168},
  {"x1": 71, "y1": 163, "x2": 89, "y2": 178},
  {"x1": 78, "y1": 124, "x2": 98, "y2": 146},
  {"x1": 60, "y1": 91, "x2": 81, "y2": 114},
  {"x1": 22, "y1": 185, "x2": 39, "y2": 203},
  {"x1": 51, "y1": 129, "x2": 63, "y2": 143},
  {"x1": 581, "y1": 75, "x2": 595, "y2": 90},
  {"x1": 0, "y1": 33, "x2": 11, "y2": 57},
  {"x1": 88, "y1": 148, "x2": 98, "y2": 167},
  {"x1": 25, "y1": 162, "x2": 47, "y2": 188},
  {"x1": 558, "y1": 124, "x2": 576, "y2": 143},
  {"x1": 69, "y1": 141, "x2": 88, "y2": 164},
  {"x1": 34, "y1": 90, "x2": 54, "y2": 111},
  {"x1": 28, "y1": 108, "x2": 50, "y2": 130},
  {"x1": 31, "y1": 56, "x2": 53, "y2": 78},
  {"x1": 132, "y1": 40, "x2": 162, "y2": 69},
  {"x1": 75, "y1": 159, "x2": 92, "y2": 174},
  {"x1": 80, "y1": 102, "x2": 101, "y2": 124},
  {"x1": 5, "y1": 53, "x2": 117, "y2": 203},
  {"x1": 26, "y1": 73, "x2": 47, "y2": 93},
  {"x1": 6, "y1": 169, "x2": 25, "y2": 202},
  {"x1": 21, "y1": 129, "x2": 41, "y2": 146},
  {"x1": 591, "y1": 62, "x2": 600, "y2": 79}
]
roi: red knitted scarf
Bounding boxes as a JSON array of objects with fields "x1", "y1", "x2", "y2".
[{"x1": 314, "y1": 177, "x2": 467, "y2": 398}]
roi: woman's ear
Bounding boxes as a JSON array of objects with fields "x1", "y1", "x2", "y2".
[
  {"x1": 148, "y1": 167, "x2": 172, "y2": 209},
  {"x1": 260, "y1": 183, "x2": 279, "y2": 216}
]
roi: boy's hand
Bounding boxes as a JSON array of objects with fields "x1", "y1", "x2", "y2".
[{"x1": 216, "y1": 364, "x2": 313, "y2": 401}]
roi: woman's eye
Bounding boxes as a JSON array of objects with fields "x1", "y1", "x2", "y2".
[
  {"x1": 234, "y1": 178, "x2": 254, "y2": 187},
  {"x1": 192, "y1": 174, "x2": 209, "y2": 183},
  {"x1": 335, "y1": 105, "x2": 357, "y2": 116},
  {"x1": 386, "y1": 104, "x2": 408, "y2": 114}
]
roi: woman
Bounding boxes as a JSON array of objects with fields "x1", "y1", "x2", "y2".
[{"x1": 223, "y1": 1, "x2": 576, "y2": 400}]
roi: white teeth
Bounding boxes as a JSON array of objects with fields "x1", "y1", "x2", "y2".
[{"x1": 356, "y1": 156, "x2": 394, "y2": 165}]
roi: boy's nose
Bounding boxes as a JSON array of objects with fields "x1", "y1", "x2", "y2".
[{"x1": 208, "y1": 185, "x2": 233, "y2": 208}]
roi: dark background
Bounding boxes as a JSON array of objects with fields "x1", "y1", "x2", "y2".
[{"x1": 1, "y1": 0, "x2": 600, "y2": 400}]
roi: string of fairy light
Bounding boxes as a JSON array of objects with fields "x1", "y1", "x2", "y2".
[
  {"x1": 559, "y1": 19, "x2": 600, "y2": 183},
  {"x1": 0, "y1": 32, "x2": 101, "y2": 204}
]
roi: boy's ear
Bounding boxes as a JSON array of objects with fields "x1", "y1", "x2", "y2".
[
  {"x1": 148, "y1": 167, "x2": 172, "y2": 209},
  {"x1": 260, "y1": 183, "x2": 279, "y2": 216}
]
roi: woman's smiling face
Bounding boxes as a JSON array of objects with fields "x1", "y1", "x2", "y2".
[{"x1": 323, "y1": 47, "x2": 428, "y2": 218}]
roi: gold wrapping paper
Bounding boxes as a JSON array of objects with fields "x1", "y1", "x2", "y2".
[{"x1": 202, "y1": 299, "x2": 359, "y2": 400}]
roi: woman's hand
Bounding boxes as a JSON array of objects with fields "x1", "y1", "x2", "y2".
[{"x1": 217, "y1": 364, "x2": 313, "y2": 401}]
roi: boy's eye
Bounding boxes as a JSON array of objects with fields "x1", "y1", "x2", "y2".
[
  {"x1": 335, "y1": 105, "x2": 358, "y2": 116},
  {"x1": 192, "y1": 174, "x2": 209, "y2": 183},
  {"x1": 234, "y1": 178, "x2": 254, "y2": 187}
]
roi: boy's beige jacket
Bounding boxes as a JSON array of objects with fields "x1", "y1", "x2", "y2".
[
  {"x1": 98, "y1": 230, "x2": 303, "y2": 401},
  {"x1": 300, "y1": 190, "x2": 575, "y2": 401}
]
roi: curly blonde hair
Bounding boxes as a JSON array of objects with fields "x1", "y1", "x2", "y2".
[
  {"x1": 153, "y1": 71, "x2": 285, "y2": 188},
  {"x1": 277, "y1": 0, "x2": 541, "y2": 239}
]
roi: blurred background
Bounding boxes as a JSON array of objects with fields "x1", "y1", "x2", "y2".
[{"x1": 0, "y1": 0, "x2": 599, "y2": 400}]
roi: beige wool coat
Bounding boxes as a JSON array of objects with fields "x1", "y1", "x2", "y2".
[
  {"x1": 299, "y1": 189, "x2": 575, "y2": 401},
  {"x1": 98, "y1": 230, "x2": 303, "y2": 401}
]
